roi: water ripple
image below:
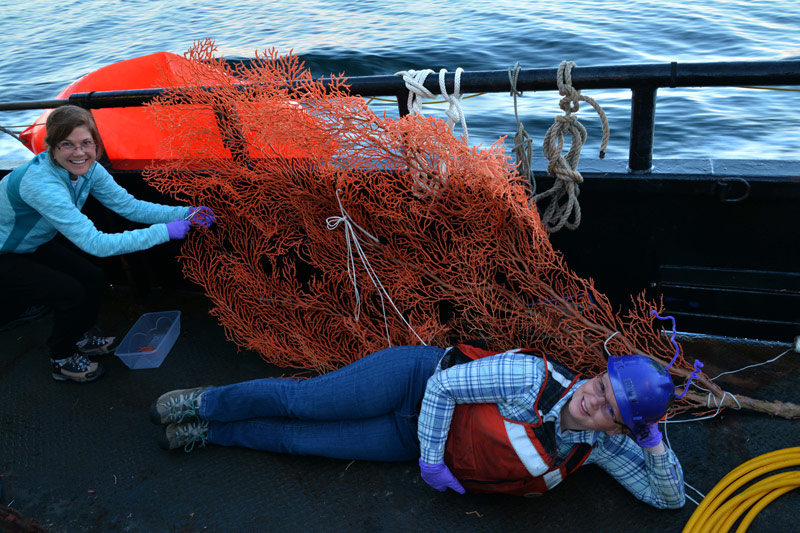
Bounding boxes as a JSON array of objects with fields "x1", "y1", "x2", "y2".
[{"x1": 1, "y1": 0, "x2": 799, "y2": 161}]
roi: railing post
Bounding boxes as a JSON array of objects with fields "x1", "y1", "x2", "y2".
[
  {"x1": 628, "y1": 85, "x2": 658, "y2": 172},
  {"x1": 397, "y1": 88, "x2": 410, "y2": 117}
]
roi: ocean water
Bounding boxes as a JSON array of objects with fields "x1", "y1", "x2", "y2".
[{"x1": 1, "y1": 0, "x2": 799, "y2": 163}]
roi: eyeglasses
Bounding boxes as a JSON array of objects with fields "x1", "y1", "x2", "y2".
[
  {"x1": 56, "y1": 140, "x2": 96, "y2": 152},
  {"x1": 594, "y1": 376, "x2": 622, "y2": 424}
]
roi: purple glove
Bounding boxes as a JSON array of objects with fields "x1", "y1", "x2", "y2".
[
  {"x1": 166, "y1": 220, "x2": 191, "y2": 240},
  {"x1": 634, "y1": 422, "x2": 663, "y2": 449},
  {"x1": 188, "y1": 206, "x2": 216, "y2": 228},
  {"x1": 418, "y1": 459, "x2": 466, "y2": 494}
]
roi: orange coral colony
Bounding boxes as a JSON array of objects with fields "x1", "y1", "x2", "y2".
[{"x1": 144, "y1": 40, "x2": 727, "y2": 416}]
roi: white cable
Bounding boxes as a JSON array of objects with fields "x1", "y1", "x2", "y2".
[
  {"x1": 326, "y1": 190, "x2": 426, "y2": 346},
  {"x1": 685, "y1": 493, "x2": 702, "y2": 506},
  {"x1": 684, "y1": 482, "x2": 708, "y2": 501},
  {"x1": 602, "y1": 331, "x2": 620, "y2": 357},
  {"x1": 709, "y1": 348, "x2": 791, "y2": 381},
  {"x1": 663, "y1": 398, "x2": 708, "y2": 507}
]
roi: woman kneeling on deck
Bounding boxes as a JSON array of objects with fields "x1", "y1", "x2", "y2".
[
  {"x1": 0, "y1": 105, "x2": 216, "y2": 383},
  {"x1": 151, "y1": 343, "x2": 686, "y2": 509}
]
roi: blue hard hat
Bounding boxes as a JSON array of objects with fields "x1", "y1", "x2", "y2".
[{"x1": 607, "y1": 355, "x2": 675, "y2": 435}]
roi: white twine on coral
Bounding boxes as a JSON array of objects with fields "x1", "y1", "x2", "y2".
[
  {"x1": 664, "y1": 388, "x2": 743, "y2": 426},
  {"x1": 664, "y1": 347, "x2": 792, "y2": 425},
  {"x1": 661, "y1": 349, "x2": 791, "y2": 506},
  {"x1": 326, "y1": 190, "x2": 427, "y2": 346}
]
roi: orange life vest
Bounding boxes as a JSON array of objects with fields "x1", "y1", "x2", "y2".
[{"x1": 442, "y1": 343, "x2": 594, "y2": 497}]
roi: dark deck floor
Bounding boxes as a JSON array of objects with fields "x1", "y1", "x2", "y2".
[{"x1": 1, "y1": 287, "x2": 798, "y2": 532}]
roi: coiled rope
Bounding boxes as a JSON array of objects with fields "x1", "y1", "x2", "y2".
[
  {"x1": 683, "y1": 447, "x2": 800, "y2": 533},
  {"x1": 534, "y1": 60, "x2": 610, "y2": 233}
]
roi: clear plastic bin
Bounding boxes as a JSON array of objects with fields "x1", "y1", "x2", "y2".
[{"x1": 115, "y1": 310, "x2": 181, "y2": 369}]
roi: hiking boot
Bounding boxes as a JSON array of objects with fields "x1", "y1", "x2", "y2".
[
  {"x1": 159, "y1": 420, "x2": 209, "y2": 452},
  {"x1": 0, "y1": 304, "x2": 49, "y2": 332},
  {"x1": 76, "y1": 331, "x2": 116, "y2": 356},
  {"x1": 149, "y1": 386, "x2": 213, "y2": 425},
  {"x1": 51, "y1": 353, "x2": 105, "y2": 383}
]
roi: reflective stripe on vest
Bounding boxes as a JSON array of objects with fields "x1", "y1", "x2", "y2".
[
  {"x1": 504, "y1": 419, "x2": 551, "y2": 477},
  {"x1": 503, "y1": 357, "x2": 580, "y2": 479},
  {"x1": 543, "y1": 469, "x2": 564, "y2": 490}
]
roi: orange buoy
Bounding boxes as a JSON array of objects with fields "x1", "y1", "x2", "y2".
[{"x1": 19, "y1": 51, "x2": 314, "y2": 170}]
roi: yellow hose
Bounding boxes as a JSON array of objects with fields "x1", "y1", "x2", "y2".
[
  {"x1": 683, "y1": 447, "x2": 800, "y2": 533},
  {"x1": 735, "y1": 485, "x2": 796, "y2": 533},
  {"x1": 712, "y1": 473, "x2": 800, "y2": 533}
]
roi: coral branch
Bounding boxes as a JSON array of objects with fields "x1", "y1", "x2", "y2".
[{"x1": 683, "y1": 391, "x2": 800, "y2": 419}]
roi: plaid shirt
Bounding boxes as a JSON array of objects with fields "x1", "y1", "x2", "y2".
[{"x1": 417, "y1": 349, "x2": 685, "y2": 509}]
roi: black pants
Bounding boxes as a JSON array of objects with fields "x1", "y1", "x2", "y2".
[{"x1": 0, "y1": 239, "x2": 105, "y2": 359}]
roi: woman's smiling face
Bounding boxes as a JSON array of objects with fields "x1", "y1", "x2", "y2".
[
  {"x1": 563, "y1": 373, "x2": 627, "y2": 434},
  {"x1": 52, "y1": 126, "x2": 97, "y2": 175}
]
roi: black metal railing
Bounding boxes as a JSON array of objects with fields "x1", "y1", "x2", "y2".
[{"x1": 2, "y1": 59, "x2": 799, "y2": 171}]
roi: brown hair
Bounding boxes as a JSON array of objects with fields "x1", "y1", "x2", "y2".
[{"x1": 44, "y1": 105, "x2": 104, "y2": 157}]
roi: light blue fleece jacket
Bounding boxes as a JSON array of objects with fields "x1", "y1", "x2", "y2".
[{"x1": 0, "y1": 151, "x2": 189, "y2": 256}]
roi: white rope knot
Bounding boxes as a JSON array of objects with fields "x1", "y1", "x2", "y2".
[
  {"x1": 395, "y1": 67, "x2": 470, "y2": 193},
  {"x1": 324, "y1": 206, "x2": 378, "y2": 323},
  {"x1": 326, "y1": 190, "x2": 425, "y2": 346},
  {"x1": 396, "y1": 69, "x2": 435, "y2": 115},
  {"x1": 395, "y1": 67, "x2": 469, "y2": 143}
]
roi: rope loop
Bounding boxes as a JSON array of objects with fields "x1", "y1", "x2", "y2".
[
  {"x1": 508, "y1": 62, "x2": 535, "y2": 196},
  {"x1": 396, "y1": 69, "x2": 435, "y2": 115},
  {"x1": 557, "y1": 61, "x2": 582, "y2": 114},
  {"x1": 533, "y1": 60, "x2": 610, "y2": 233},
  {"x1": 395, "y1": 67, "x2": 469, "y2": 143},
  {"x1": 438, "y1": 67, "x2": 469, "y2": 143}
]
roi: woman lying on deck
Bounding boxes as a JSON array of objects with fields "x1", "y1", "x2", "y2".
[{"x1": 150, "y1": 343, "x2": 685, "y2": 509}]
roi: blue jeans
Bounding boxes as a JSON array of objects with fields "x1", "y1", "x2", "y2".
[{"x1": 200, "y1": 345, "x2": 444, "y2": 461}]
